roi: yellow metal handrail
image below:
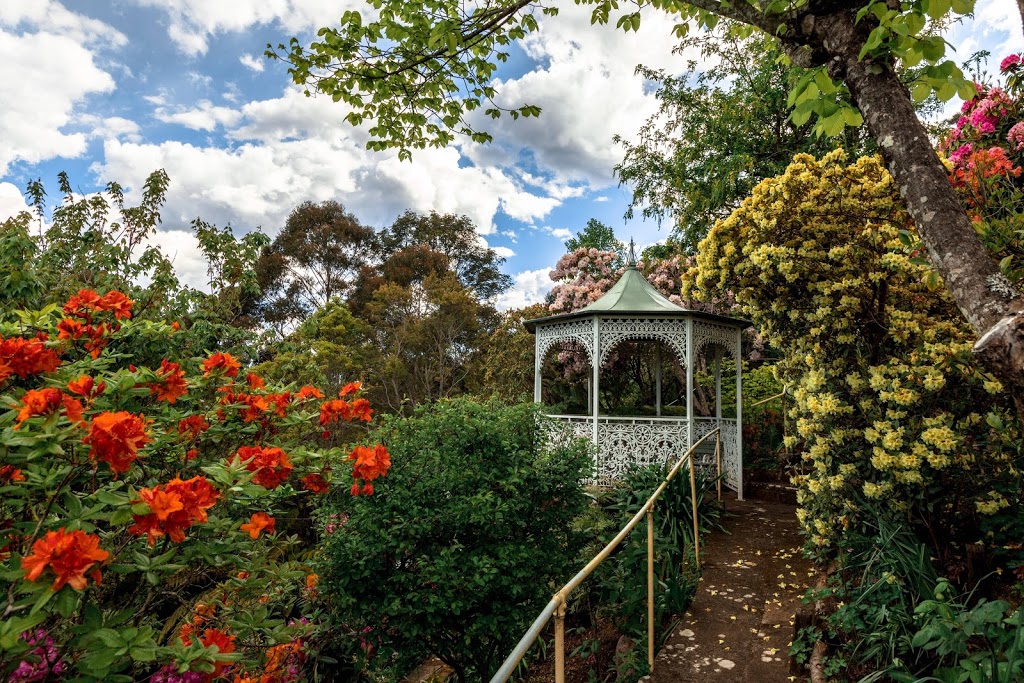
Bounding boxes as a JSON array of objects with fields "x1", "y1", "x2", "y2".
[{"x1": 489, "y1": 428, "x2": 722, "y2": 683}]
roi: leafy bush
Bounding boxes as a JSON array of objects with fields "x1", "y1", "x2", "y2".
[
  {"x1": 315, "y1": 398, "x2": 591, "y2": 682},
  {"x1": 0, "y1": 289, "x2": 390, "y2": 681}
]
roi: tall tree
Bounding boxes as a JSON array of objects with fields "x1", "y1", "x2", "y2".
[
  {"x1": 564, "y1": 218, "x2": 623, "y2": 254},
  {"x1": 270, "y1": 0, "x2": 1024, "y2": 407},
  {"x1": 616, "y1": 30, "x2": 873, "y2": 249},
  {"x1": 254, "y1": 200, "x2": 375, "y2": 333}
]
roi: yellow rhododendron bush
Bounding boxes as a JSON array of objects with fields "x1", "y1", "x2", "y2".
[{"x1": 684, "y1": 150, "x2": 1022, "y2": 562}]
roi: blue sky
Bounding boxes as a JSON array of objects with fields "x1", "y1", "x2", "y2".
[{"x1": 0, "y1": 1, "x2": 1020, "y2": 309}]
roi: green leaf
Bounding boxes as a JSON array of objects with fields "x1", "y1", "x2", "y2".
[{"x1": 912, "y1": 81, "x2": 933, "y2": 103}]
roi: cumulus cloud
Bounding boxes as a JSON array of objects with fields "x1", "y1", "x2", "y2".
[
  {"x1": 496, "y1": 268, "x2": 555, "y2": 310},
  {"x1": 0, "y1": 2, "x2": 122, "y2": 174},
  {"x1": 0, "y1": 181, "x2": 33, "y2": 221},
  {"x1": 491, "y1": 246, "x2": 516, "y2": 259},
  {"x1": 154, "y1": 100, "x2": 243, "y2": 131},
  {"x1": 239, "y1": 53, "x2": 265, "y2": 72}
]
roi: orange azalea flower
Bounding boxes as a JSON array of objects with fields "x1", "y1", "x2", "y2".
[
  {"x1": 306, "y1": 573, "x2": 318, "y2": 590},
  {"x1": 56, "y1": 318, "x2": 85, "y2": 340},
  {"x1": 99, "y1": 290, "x2": 134, "y2": 319},
  {"x1": 319, "y1": 399, "x2": 350, "y2": 426},
  {"x1": 186, "y1": 448, "x2": 199, "y2": 460},
  {"x1": 67, "y1": 375, "x2": 105, "y2": 399},
  {"x1": 171, "y1": 321, "x2": 181, "y2": 331},
  {"x1": 202, "y1": 352, "x2": 240, "y2": 378},
  {"x1": 14, "y1": 388, "x2": 83, "y2": 428},
  {"x1": 201, "y1": 628, "x2": 236, "y2": 678},
  {"x1": 178, "y1": 415, "x2": 210, "y2": 440},
  {"x1": 266, "y1": 392, "x2": 291, "y2": 418},
  {"x1": 21, "y1": 528, "x2": 109, "y2": 591},
  {"x1": 149, "y1": 359, "x2": 188, "y2": 403},
  {"x1": 63, "y1": 289, "x2": 103, "y2": 317},
  {"x1": 0, "y1": 465, "x2": 25, "y2": 484},
  {"x1": 246, "y1": 373, "x2": 265, "y2": 389},
  {"x1": 240, "y1": 512, "x2": 276, "y2": 539},
  {"x1": 84, "y1": 411, "x2": 150, "y2": 474},
  {"x1": 83, "y1": 323, "x2": 109, "y2": 359},
  {"x1": 296, "y1": 385, "x2": 324, "y2": 400},
  {"x1": 349, "y1": 398, "x2": 373, "y2": 422},
  {"x1": 129, "y1": 476, "x2": 221, "y2": 545},
  {"x1": 300, "y1": 473, "x2": 329, "y2": 495},
  {"x1": 232, "y1": 446, "x2": 293, "y2": 489},
  {"x1": 349, "y1": 444, "x2": 391, "y2": 495},
  {"x1": 339, "y1": 381, "x2": 362, "y2": 396},
  {"x1": 0, "y1": 336, "x2": 62, "y2": 379}
]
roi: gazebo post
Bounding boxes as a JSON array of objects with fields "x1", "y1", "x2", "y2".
[
  {"x1": 685, "y1": 318, "x2": 694, "y2": 458},
  {"x1": 592, "y1": 318, "x2": 600, "y2": 448},
  {"x1": 655, "y1": 344, "x2": 662, "y2": 417},
  {"x1": 735, "y1": 328, "x2": 744, "y2": 501},
  {"x1": 533, "y1": 333, "x2": 542, "y2": 403},
  {"x1": 714, "y1": 348, "x2": 722, "y2": 425}
]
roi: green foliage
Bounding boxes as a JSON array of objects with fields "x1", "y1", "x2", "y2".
[
  {"x1": 593, "y1": 464, "x2": 723, "y2": 639},
  {"x1": 316, "y1": 398, "x2": 591, "y2": 682},
  {"x1": 565, "y1": 219, "x2": 624, "y2": 255},
  {"x1": 469, "y1": 303, "x2": 548, "y2": 402},
  {"x1": 616, "y1": 30, "x2": 873, "y2": 249}
]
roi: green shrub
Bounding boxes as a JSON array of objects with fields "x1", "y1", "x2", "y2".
[{"x1": 315, "y1": 398, "x2": 591, "y2": 682}]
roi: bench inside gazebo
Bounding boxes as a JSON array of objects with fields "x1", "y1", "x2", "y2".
[{"x1": 524, "y1": 247, "x2": 751, "y2": 497}]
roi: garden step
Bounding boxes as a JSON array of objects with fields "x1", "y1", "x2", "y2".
[{"x1": 641, "y1": 497, "x2": 813, "y2": 682}]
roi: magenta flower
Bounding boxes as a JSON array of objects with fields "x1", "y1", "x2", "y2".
[{"x1": 1000, "y1": 53, "x2": 1022, "y2": 72}]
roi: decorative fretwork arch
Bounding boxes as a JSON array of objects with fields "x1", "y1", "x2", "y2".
[
  {"x1": 536, "y1": 319, "x2": 594, "y2": 364},
  {"x1": 693, "y1": 320, "x2": 741, "y2": 360},
  {"x1": 597, "y1": 317, "x2": 688, "y2": 367}
]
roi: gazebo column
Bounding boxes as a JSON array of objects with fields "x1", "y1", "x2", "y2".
[
  {"x1": 592, "y1": 318, "x2": 601, "y2": 447},
  {"x1": 685, "y1": 318, "x2": 693, "y2": 455},
  {"x1": 714, "y1": 347, "x2": 722, "y2": 425},
  {"x1": 735, "y1": 328, "x2": 744, "y2": 500},
  {"x1": 655, "y1": 344, "x2": 662, "y2": 417},
  {"x1": 533, "y1": 335, "x2": 542, "y2": 403}
]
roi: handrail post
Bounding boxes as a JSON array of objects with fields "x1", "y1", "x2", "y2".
[
  {"x1": 690, "y1": 455, "x2": 700, "y2": 569},
  {"x1": 554, "y1": 597, "x2": 566, "y2": 683},
  {"x1": 646, "y1": 504, "x2": 655, "y2": 671},
  {"x1": 715, "y1": 432, "x2": 722, "y2": 502}
]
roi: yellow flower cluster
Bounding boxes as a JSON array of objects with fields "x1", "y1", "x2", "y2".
[{"x1": 683, "y1": 150, "x2": 1022, "y2": 554}]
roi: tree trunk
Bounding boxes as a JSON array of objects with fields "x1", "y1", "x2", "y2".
[{"x1": 802, "y1": 11, "x2": 1024, "y2": 406}]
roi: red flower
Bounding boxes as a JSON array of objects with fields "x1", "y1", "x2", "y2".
[
  {"x1": 63, "y1": 289, "x2": 103, "y2": 317},
  {"x1": 186, "y1": 448, "x2": 199, "y2": 460},
  {"x1": 128, "y1": 476, "x2": 221, "y2": 545},
  {"x1": 178, "y1": 415, "x2": 210, "y2": 440},
  {"x1": 149, "y1": 359, "x2": 188, "y2": 403},
  {"x1": 246, "y1": 373, "x2": 265, "y2": 389},
  {"x1": 21, "y1": 528, "x2": 109, "y2": 591},
  {"x1": 0, "y1": 336, "x2": 61, "y2": 380},
  {"x1": 99, "y1": 290, "x2": 134, "y2": 319},
  {"x1": 14, "y1": 388, "x2": 83, "y2": 428},
  {"x1": 232, "y1": 446, "x2": 293, "y2": 489},
  {"x1": 339, "y1": 381, "x2": 362, "y2": 396},
  {"x1": 300, "y1": 473, "x2": 330, "y2": 495},
  {"x1": 67, "y1": 375, "x2": 105, "y2": 399},
  {"x1": 266, "y1": 392, "x2": 291, "y2": 418},
  {"x1": 202, "y1": 352, "x2": 240, "y2": 378},
  {"x1": 84, "y1": 411, "x2": 150, "y2": 474},
  {"x1": 240, "y1": 512, "x2": 276, "y2": 539},
  {"x1": 349, "y1": 444, "x2": 391, "y2": 495},
  {"x1": 57, "y1": 318, "x2": 85, "y2": 340},
  {"x1": 296, "y1": 385, "x2": 324, "y2": 400},
  {"x1": 349, "y1": 398, "x2": 373, "y2": 422},
  {"x1": 0, "y1": 465, "x2": 25, "y2": 484},
  {"x1": 200, "y1": 628, "x2": 236, "y2": 678},
  {"x1": 319, "y1": 399, "x2": 350, "y2": 426}
]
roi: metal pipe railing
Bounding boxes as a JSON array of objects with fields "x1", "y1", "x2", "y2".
[{"x1": 488, "y1": 428, "x2": 722, "y2": 683}]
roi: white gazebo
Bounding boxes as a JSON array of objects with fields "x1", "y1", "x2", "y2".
[{"x1": 524, "y1": 250, "x2": 751, "y2": 497}]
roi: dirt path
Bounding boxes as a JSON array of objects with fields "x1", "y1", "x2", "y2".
[{"x1": 643, "y1": 497, "x2": 813, "y2": 683}]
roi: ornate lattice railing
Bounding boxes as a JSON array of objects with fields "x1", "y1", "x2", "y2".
[{"x1": 545, "y1": 415, "x2": 740, "y2": 490}]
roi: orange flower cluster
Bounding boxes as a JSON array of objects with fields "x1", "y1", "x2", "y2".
[
  {"x1": 129, "y1": 476, "x2": 221, "y2": 545},
  {"x1": 295, "y1": 385, "x2": 324, "y2": 400},
  {"x1": 20, "y1": 528, "x2": 109, "y2": 591},
  {"x1": 67, "y1": 375, "x2": 105, "y2": 400},
  {"x1": 300, "y1": 473, "x2": 329, "y2": 495},
  {"x1": 0, "y1": 335, "x2": 62, "y2": 383},
  {"x1": 14, "y1": 387, "x2": 83, "y2": 428},
  {"x1": 1, "y1": 465, "x2": 25, "y2": 484},
  {"x1": 246, "y1": 373, "x2": 265, "y2": 389},
  {"x1": 84, "y1": 411, "x2": 150, "y2": 474},
  {"x1": 180, "y1": 627, "x2": 236, "y2": 680},
  {"x1": 233, "y1": 446, "x2": 294, "y2": 489},
  {"x1": 218, "y1": 387, "x2": 293, "y2": 422},
  {"x1": 319, "y1": 398, "x2": 373, "y2": 427},
  {"x1": 951, "y1": 146, "x2": 1024, "y2": 196},
  {"x1": 202, "y1": 352, "x2": 241, "y2": 378},
  {"x1": 148, "y1": 359, "x2": 188, "y2": 403},
  {"x1": 63, "y1": 289, "x2": 134, "y2": 320},
  {"x1": 240, "y1": 512, "x2": 276, "y2": 539},
  {"x1": 178, "y1": 415, "x2": 211, "y2": 440},
  {"x1": 339, "y1": 381, "x2": 362, "y2": 396},
  {"x1": 349, "y1": 444, "x2": 391, "y2": 496}
]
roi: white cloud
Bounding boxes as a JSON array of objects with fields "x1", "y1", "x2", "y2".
[
  {"x1": 81, "y1": 115, "x2": 142, "y2": 143},
  {"x1": 0, "y1": 3, "x2": 122, "y2": 174},
  {"x1": 239, "y1": 53, "x2": 265, "y2": 72},
  {"x1": 0, "y1": 181, "x2": 32, "y2": 221},
  {"x1": 496, "y1": 268, "x2": 554, "y2": 310},
  {"x1": 491, "y1": 246, "x2": 516, "y2": 259},
  {"x1": 154, "y1": 100, "x2": 243, "y2": 131},
  {"x1": 145, "y1": 228, "x2": 211, "y2": 292},
  {"x1": 948, "y1": 0, "x2": 1022, "y2": 73}
]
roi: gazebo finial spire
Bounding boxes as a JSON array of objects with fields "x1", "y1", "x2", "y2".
[{"x1": 625, "y1": 238, "x2": 638, "y2": 267}]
